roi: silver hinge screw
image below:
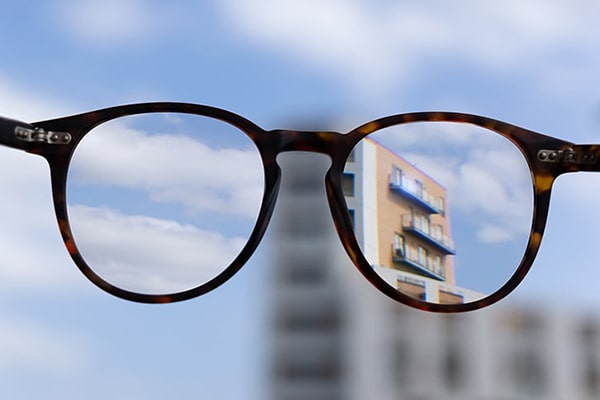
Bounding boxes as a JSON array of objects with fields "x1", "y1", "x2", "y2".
[
  {"x1": 15, "y1": 126, "x2": 72, "y2": 144},
  {"x1": 537, "y1": 148, "x2": 597, "y2": 165}
]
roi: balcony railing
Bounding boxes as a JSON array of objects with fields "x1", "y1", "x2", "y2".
[
  {"x1": 389, "y1": 175, "x2": 443, "y2": 214},
  {"x1": 401, "y1": 214, "x2": 456, "y2": 255},
  {"x1": 392, "y1": 244, "x2": 446, "y2": 281}
]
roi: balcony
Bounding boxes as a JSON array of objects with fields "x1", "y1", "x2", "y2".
[
  {"x1": 401, "y1": 214, "x2": 456, "y2": 255},
  {"x1": 389, "y1": 176, "x2": 443, "y2": 215},
  {"x1": 392, "y1": 245, "x2": 446, "y2": 281}
]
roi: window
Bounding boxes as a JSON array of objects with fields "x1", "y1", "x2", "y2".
[
  {"x1": 276, "y1": 354, "x2": 341, "y2": 380},
  {"x1": 281, "y1": 259, "x2": 326, "y2": 284},
  {"x1": 342, "y1": 173, "x2": 355, "y2": 196},
  {"x1": 420, "y1": 215, "x2": 430, "y2": 234},
  {"x1": 432, "y1": 224, "x2": 443, "y2": 241},
  {"x1": 393, "y1": 233, "x2": 405, "y2": 257},
  {"x1": 580, "y1": 321, "x2": 600, "y2": 397},
  {"x1": 439, "y1": 290, "x2": 463, "y2": 304},
  {"x1": 396, "y1": 279, "x2": 426, "y2": 301},
  {"x1": 436, "y1": 196, "x2": 445, "y2": 213},
  {"x1": 392, "y1": 339, "x2": 413, "y2": 386},
  {"x1": 277, "y1": 305, "x2": 342, "y2": 332},
  {"x1": 583, "y1": 356, "x2": 600, "y2": 398},
  {"x1": 512, "y1": 348, "x2": 546, "y2": 396},
  {"x1": 443, "y1": 345, "x2": 465, "y2": 391},
  {"x1": 418, "y1": 246, "x2": 428, "y2": 267},
  {"x1": 433, "y1": 255, "x2": 442, "y2": 274},
  {"x1": 391, "y1": 166, "x2": 402, "y2": 186},
  {"x1": 415, "y1": 179, "x2": 424, "y2": 197}
]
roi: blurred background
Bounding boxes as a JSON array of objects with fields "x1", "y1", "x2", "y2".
[{"x1": 2, "y1": 1, "x2": 600, "y2": 399}]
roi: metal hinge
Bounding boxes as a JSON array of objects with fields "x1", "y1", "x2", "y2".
[
  {"x1": 14, "y1": 126, "x2": 72, "y2": 145},
  {"x1": 537, "y1": 148, "x2": 597, "y2": 165}
]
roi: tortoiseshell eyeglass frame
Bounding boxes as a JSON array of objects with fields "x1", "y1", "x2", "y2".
[{"x1": 0, "y1": 102, "x2": 595, "y2": 312}]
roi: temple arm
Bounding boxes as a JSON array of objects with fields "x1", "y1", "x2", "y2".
[
  {"x1": 536, "y1": 143, "x2": 600, "y2": 172},
  {"x1": 0, "y1": 116, "x2": 71, "y2": 151},
  {"x1": 0, "y1": 116, "x2": 35, "y2": 151}
]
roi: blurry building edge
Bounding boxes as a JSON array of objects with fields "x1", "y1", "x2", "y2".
[
  {"x1": 270, "y1": 152, "x2": 348, "y2": 400},
  {"x1": 270, "y1": 153, "x2": 600, "y2": 400},
  {"x1": 377, "y1": 300, "x2": 600, "y2": 400}
]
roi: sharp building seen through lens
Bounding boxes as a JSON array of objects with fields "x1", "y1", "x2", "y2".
[{"x1": 344, "y1": 138, "x2": 481, "y2": 304}]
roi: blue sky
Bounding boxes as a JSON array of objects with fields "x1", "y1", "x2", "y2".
[{"x1": 3, "y1": 1, "x2": 600, "y2": 398}]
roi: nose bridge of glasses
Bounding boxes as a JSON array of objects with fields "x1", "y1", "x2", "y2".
[{"x1": 270, "y1": 129, "x2": 348, "y2": 156}]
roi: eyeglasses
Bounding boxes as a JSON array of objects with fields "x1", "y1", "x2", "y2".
[{"x1": 0, "y1": 102, "x2": 592, "y2": 312}]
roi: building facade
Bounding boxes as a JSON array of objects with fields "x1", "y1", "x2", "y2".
[
  {"x1": 270, "y1": 153, "x2": 347, "y2": 400},
  {"x1": 344, "y1": 138, "x2": 480, "y2": 304}
]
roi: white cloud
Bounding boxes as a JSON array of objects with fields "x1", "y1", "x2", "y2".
[
  {"x1": 219, "y1": 0, "x2": 600, "y2": 96},
  {"x1": 477, "y1": 224, "x2": 514, "y2": 243},
  {"x1": 220, "y1": 0, "x2": 404, "y2": 93},
  {"x1": 68, "y1": 116, "x2": 264, "y2": 219},
  {"x1": 69, "y1": 205, "x2": 249, "y2": 294}
]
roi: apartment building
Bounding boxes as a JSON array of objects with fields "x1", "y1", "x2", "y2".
[
  {"x1": 269, "y1": 149, "x2": 464, "y2": 400},
  {"x1": 344, "y1": 138, "x2": 480, "y2": 304},
  {"x1": 270, "y1": 147, "x2": 600, "y2": 400},
  {"x1": 270, "y1": 153, "x2": 347, "y2": 400}
]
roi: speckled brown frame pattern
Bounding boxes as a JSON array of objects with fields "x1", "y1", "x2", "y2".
[{"x1": 0, "y1": 103, "x2": 593, "y2": 312}]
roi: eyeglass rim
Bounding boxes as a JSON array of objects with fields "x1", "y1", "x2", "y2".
[
  {"x1": 328, "y1": 113, "x2": 563, "y2": 312},
  {"x1": 9, "y1": 103, "x2": 579, "y2": 311}
]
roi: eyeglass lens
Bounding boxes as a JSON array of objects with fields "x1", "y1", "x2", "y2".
[
  {"x1": 66, "y1": 113, "x2": 265, "y2": 294},
  {"x1": 343, "y1": 121, "x2": 534, "y2": 305}
]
